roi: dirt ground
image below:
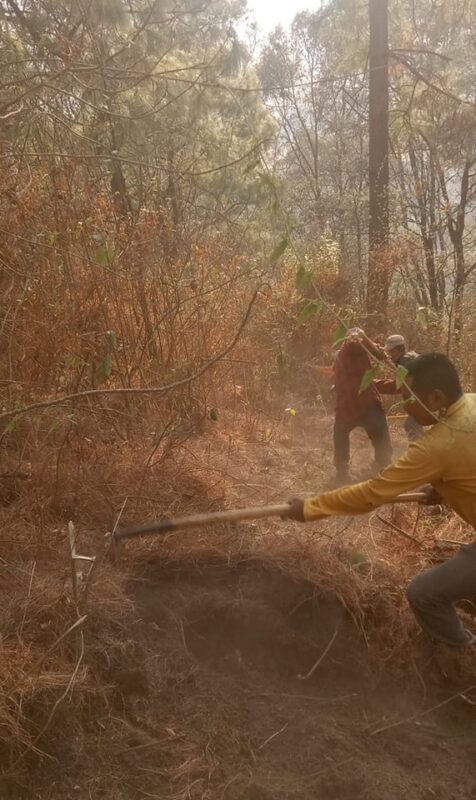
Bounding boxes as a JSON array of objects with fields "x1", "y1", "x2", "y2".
[
  {"x1": 4, "y1": 406, "x2": 476, "y2": 799},
  {"x1": 126, "y1": 554, "x2": 476, "y2": 800},
  {"x1": 22, "y1": 550, "x2": 476, "y2": 800}
]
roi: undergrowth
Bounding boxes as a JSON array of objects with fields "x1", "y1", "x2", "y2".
[{"x1": 1, "y1": 158, "x2": 474, "y2": 796}]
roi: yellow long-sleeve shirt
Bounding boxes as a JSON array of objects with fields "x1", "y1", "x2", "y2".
[{"x1": 303, "y1": 393, "x2": 476, "y2": 529}]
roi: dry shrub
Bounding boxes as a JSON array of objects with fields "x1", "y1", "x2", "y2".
[
  {"x1": 0, "y1": 641, "x2": 86, "y2": 753},
  {"x1": 0, "y1": 554, "x2": 137, "y2": 780},
  {"x1": 0, "y1": 412, "x2": 221, "y2": 550},
  {"x1": 0, "y1": 403, "x2": 225, "y2": 781},
  {"x1": 0, "y1": 155, "x2": 283, "y2": 563},
  {"x1": 0, "y1": 568, "x2": 88, "y2": 766},
  {"x1": 0, "y1": 154, "x2": 265, "y2": 428}
]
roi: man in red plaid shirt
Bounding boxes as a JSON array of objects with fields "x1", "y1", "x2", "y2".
[{"x1": 332, "y1": 328, "x2": 392, "y2": 483}]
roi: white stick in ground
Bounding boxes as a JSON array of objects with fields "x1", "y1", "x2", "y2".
[{"x1": 297, "y1": 627, "x2": 339, "y2": 681}]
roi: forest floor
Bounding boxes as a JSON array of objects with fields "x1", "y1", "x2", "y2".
[{"x1": 3, "y1": 405, "x2": 476, "y2": 799}]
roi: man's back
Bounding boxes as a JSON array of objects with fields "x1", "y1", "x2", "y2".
[
  {"x1": 333, "y1": 339, "x2": 381, "y2": 424},
  {"x1": 426, "y1": 393, "x2": 476, "y2": 526}
]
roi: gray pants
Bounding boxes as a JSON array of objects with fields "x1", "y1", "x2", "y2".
[
  {"x1": 333, "y1": 404, "x2": 392, "y2": 477},
  {"x1": 406, "y1": 542, "x2": 476, "y2": 645}
]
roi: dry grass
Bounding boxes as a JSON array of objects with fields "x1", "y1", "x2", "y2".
[
  {"x1": 0, "y1": 412, "x2": 224, "y2": 793},
  {"x1": 0, "y1": 526, "x2": 136, "y2": 783}
]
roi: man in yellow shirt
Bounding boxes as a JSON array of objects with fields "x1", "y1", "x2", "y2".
[{"x1": 287, "y1": 353, "x2": 476, "y2": 646}]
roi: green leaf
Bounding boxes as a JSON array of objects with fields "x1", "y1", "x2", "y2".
[
  {"x1": 269, "y1": 237, "x2": 289, "y2": 265},
  {"x1": 333, "y1": 321, "x2": 348, "y2": 348},
  {"x1": 389, "y1": 398, "x2": 410, "y2": 410},
  {"x1": 105, "y1": 330, "x2": 118, "y2": 351},
  {"x1": 6, "y1": 418, "x2": 17, "y2": 433},
  {"x1": 48, "y1": 418, "x2": 63, "y2": 435},
  {"x1": 258, "y1": 172, "x2": 277, "y2": 191},
  {"x1": 276, "y1": 347, "x2": 287, "y2": 377},
  {"x1": 348, "y1": 551, "x2": 368, "y2": 566},
  {"x1": 416, "y1": 306, "x2": 427, "y2": 330},
  {"x1": 296, "y1": 266, "x2": 314, "y2": 292},
  {"x1": 298, "y1": 301, "x2": 322, "y2": 325},
  {"x1": 208, "y1": 408, "x2": 219, "y2": 422},
  {"x1": 358, "y1": 365, "x2": 379, "y2": 394},
  {"x1": 96, "y1": 244, "x2": 114, "y2": 266},
  {"x1": 417, "y1": 304, "x2": 438, "y2": 324},
  {"x1": 66, "y1": 353, "x2": 86, "y2": 370},
  {"x1": 395, "y1": 365, "x2": 408, "y2": 390},
  {"x1": 243, "y1": 157, "x2": 261, "y2": 175},
  {"x1": 95, "y1": 353, "x2": 112, "y2": 385}
]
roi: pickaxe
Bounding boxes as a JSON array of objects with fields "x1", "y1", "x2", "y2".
[{"x1": 114, "y1": 492, "x2": 427, "y2": 541}]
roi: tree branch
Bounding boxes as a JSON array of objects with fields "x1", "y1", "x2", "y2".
[{"x1": 391, "y1": 53, "x2": 475, "y2": 107}]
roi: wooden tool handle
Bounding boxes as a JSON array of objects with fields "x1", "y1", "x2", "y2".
[
  {"x1": 115, "y1": 503, "x2": 291, "y2": 540},
  {"x1": 392, "y1": 492, "x2": 427, "y2": 503},
  {"x1": 114, "y1": 492, "x2": 427, "y2": 541}
]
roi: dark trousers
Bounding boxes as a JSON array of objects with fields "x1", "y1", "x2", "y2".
[
  {"x1": 406, "y1": 542, "x2": 476, "y2": 645},
  {"x1": 334, "y1": 404, "x2": 392, "y2": 477}
]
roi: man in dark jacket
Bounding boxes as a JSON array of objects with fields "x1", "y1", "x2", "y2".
[{"x1": 376, "y1": 334, "x2": 422, "y2": 441}]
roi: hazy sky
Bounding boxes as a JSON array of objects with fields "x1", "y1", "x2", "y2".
[{"x1": 244, "y1": 0, "x2": 322, "y2": 33}]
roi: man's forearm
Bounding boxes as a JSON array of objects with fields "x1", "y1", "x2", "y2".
[{"x1": 302, "y1": 441, "x2": 442, "y2": 521}]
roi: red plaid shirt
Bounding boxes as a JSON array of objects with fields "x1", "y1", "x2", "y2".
[{"x1": 333, "y1": 339, "x2": 382, "y2": 424}]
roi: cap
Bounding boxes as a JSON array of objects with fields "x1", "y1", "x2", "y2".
[{"x1": 384, "y1": 334, "x2": 405, "y2": 352}]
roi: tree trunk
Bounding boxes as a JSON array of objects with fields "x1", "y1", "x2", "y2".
[
  {"x1": 452, "y1": 244, "x2": 465, "y2": 352},
  {"x1": 438, "y1": 160, "x2": 474, "y2": 354},
  {"x1": 408, "y1": 143, "x2": 439, "y2": 310},
  {"x1": 110, "y1": 156, "x2": 132, "y2": 218},
  {"x1": 367, "y1": 0, "x2": 389, "y2": 331}
]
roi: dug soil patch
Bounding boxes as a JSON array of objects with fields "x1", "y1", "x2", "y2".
[{"x1": 124, "y1": 555, "x2": 476, "y2": 800}]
